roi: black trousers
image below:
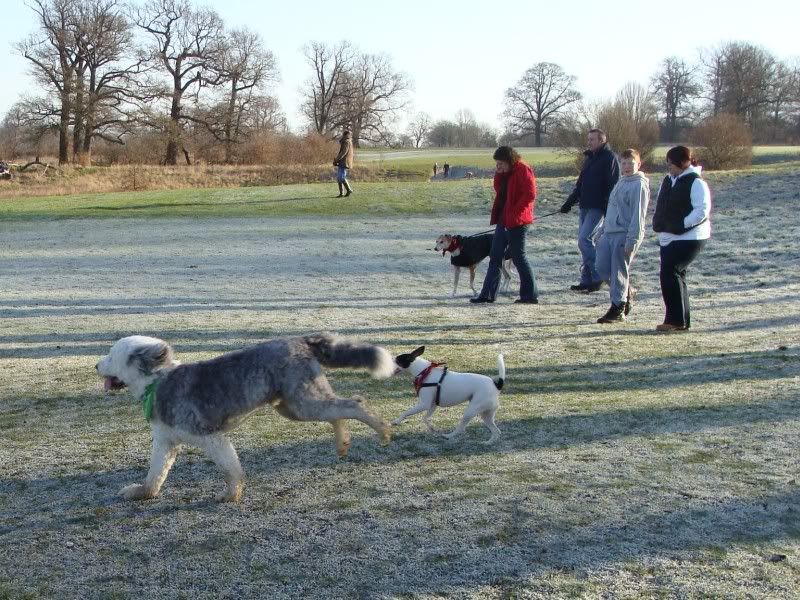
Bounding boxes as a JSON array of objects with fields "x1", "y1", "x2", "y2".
[{"x1": 659, "y1": 239, "x2": 707, "y2": 328}]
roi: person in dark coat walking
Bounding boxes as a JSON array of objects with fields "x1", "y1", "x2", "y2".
[
  {"x1": 470, "y1": 146, "x2": 539, "y2": 304},
  {"x1": 333, "y1": 130, "x2": 354, "y2": 197},
  {"x1": 560, "y1": 129, "x2": 620, "y2": 292}
]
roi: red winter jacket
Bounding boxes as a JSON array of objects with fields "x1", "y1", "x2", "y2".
[{"x1": 490, "y1": 160, "x2": 537, "y2": 228}]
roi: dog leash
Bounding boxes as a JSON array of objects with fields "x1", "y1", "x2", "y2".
[{"x1": 429, "y1": 207, "x2": 563, "y2": 250}]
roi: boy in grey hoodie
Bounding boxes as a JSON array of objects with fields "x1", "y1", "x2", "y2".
[{"x1": 595, "y1": 149, "x2": 651, "y2": 323}]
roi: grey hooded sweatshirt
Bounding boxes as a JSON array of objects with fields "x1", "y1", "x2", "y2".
[{"x1": 602, "y1": 171, "x2": 650, "y2": 253}]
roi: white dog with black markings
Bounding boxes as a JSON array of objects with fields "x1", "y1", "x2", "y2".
[{"x1": 392, "y1": 346, "x2": 504, "y2": 443}]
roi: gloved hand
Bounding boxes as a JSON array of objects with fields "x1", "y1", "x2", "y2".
[
  {"x1": 560, "y1": 191, "x2": 578, "y2": 213},
  {"x1": 332, "y1": 160, "x2": 338, "y2": 167}
]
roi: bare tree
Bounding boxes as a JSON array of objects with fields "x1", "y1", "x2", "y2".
[
  {"x1": 650, "y1": 57, "x2": 700, "y2": 141},
  {"x1": 336, "y1": 52, "x2": 410, "y2": 146},
  {"x1": 700, "y1": 42, "x2": 776, "y2": 128},
  {"x1": 722, "y1": 42, "x2": 775, "y2": 125},
  {"x1": 17, "y1": 0, "x2": 81, "y2": 165},
  {"x1": 300, "y1": 41, "x2": 354, "y2": 136},
  {"x1": 246, "y1": 95, "x2": 286, "y2": 132},
  {"x1": 766, "y1": 60, "x2": 799, "y2": 141},
  {"x1": 206, "y1": 28, "x2": 279, "y2": 163},
  {"x1": 502, "y1": 62, "x2": 581, "y2": 147},
  {"x1": 132, "y1": 0, "x2": 225, "y2": 165},
  {"x1": 406, "y1": 111, "x2": 431, "y2": 148},
  {"x1": 71, "y1": 0, "x2": 147, "y2": 163},
  {"x1": 599, "y1": 83, "x2": 660, "y2": 162}
]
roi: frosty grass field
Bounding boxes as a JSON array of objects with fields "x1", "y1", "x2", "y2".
[{"x1": 0, "y1": 157, "x2": 798, "y2": 598}]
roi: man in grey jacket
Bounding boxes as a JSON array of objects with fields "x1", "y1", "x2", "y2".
[{"x1": 594, "y1": 148, "x2": 650, "y2": 323}]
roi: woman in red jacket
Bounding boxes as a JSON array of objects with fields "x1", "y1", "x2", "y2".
[{"x1": 470, "y1": 146, "x2": 539, "y2": 304}]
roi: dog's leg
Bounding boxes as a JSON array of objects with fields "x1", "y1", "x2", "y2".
[
  {"x1": 451, "y1": 266, "x2": 460, "y2": 297},
  {"x1": 198, "y1": 434, "x2": 244, "y2": 503},
  {"x1": 120, "y1": 427, "x2": 178, "y2": 501},
  {"x1": 468, "y1": 265, "x2": 478, "y2": 296},
  {"x1": 443, "y1": 398, "x2": 483, "y2": 441},
  {"x1": 332, "y1": 420, "x2": 351, "y2": 457},
  {"x1": 422, "y1": 404, "x2": 439, "y2": 432},
  {"x1": 392, "y1": 399, "x2": 430, "y2": 426},
  {"x1": 480, "y1": 408, "x2": 502, "y2": 445},
  {"x1": 282, "y1": 392, "x2": 391, "y2": 448}
]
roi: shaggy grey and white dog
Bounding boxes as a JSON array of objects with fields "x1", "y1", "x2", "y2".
[{"x1": 96, "y1": 334, "x2": 394, "y2": 502}]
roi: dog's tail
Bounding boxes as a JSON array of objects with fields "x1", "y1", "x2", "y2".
[
  {"x1": 494, "y1": 354, "x2": 505, "y2": 391},
  {"x1": 304, "y1": 334, "x2": 394, "y2": 379}
]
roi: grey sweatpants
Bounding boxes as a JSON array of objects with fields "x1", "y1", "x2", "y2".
[{"x1": 595, "y1": 232, "x2": 634, "y2": 306}]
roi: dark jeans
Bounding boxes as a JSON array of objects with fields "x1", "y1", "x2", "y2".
[
  {"x1": 478, "y1": 224, "x2": 538, "y2": 301},
  {"x1": 659, "y1": 239, "x2": 706, "y2": 328}
]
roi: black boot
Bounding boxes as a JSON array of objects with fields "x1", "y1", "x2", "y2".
[
  {"x1": 597, "y1": 303, "x2": 625, "y2": 323},
  {"x1": 336, "y1": 182, "x2": 344, "y2": 197},
  {"x1": 344, "y1": 181, "x2": 353, "y2": 196},
  {"x1": 585, "y1": 280, "x2": 604, "y2": 293}
]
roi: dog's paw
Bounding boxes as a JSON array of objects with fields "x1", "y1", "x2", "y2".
[
  {"x1": 390, "y1": 418, "x2": 403, "y2": 426},
  {"x1": 119, "y1": 483, "x2": 153, "y2": 501},
  {"x1": 379, "y1": 425, "x2": 392, "y2": 446},
  {"x1": 336, "y1": 439, "x2": 351, "y2": 458},
  {"x1": 216, "y1": 483, "x2": 243, "y2": 503}
]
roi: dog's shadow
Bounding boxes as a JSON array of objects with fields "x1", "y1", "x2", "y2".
[{"x1": 3, "y1": 391, "x2": 796, "y2": 528}]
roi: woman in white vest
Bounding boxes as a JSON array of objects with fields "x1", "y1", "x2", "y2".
[{"x1": 652, "y1": 145, "x2": 712, "y2": 332}]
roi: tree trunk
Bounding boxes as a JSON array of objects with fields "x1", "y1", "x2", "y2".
[
  {"x1": 72, "y1": 68, "x2": 85, "y2": 162},
  {"x1": 58, "y1": 93, "x2": 70, "y2": 166},
  {"x1": 81, "y1": 68, "x2": 98, "y2": 165},
  {"x1": 224, "y1": 81, "x2": 237, "y2": 164},
  {"x1": 165, "y1": 84, "x2": 182, "y2": 166},
  {"x1": 534, "y1": 121, "x2": 542, "y2": 147}
]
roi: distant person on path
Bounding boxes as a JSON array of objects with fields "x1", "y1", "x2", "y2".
[
  {"x1": 333, "y1": 130, "x2": 354, "y2": 197},
  {"x1": 443, "y1": 162, "x2": 450, "y2": 178},
  {"x1": 594, "y1": 149, "x2": 650, "y2": 323},
  {"x1": 470, "y1": 146, "x2": 539, "y2": 305},
  {"x1": 560, "y1": 128, "x2": 620, "y2": 292},
  {"x1": 652, "y1": 145, "x2": 711, "y2": 332},
  {"x1": 433, "y1": 162, "x2": 439, "y2": 176}
]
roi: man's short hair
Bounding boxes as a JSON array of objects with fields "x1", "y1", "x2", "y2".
[{"x1": 588, "y1": 128, "x2": 607, "y2": 142}]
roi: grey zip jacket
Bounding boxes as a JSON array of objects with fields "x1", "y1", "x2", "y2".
[{"x1": 602, "y1": 171, "x2": 650, "y2": 253}]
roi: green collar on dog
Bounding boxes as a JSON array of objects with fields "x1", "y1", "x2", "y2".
[{"x1": 142, "y1": 381, "x2": 157, "y2": 421}]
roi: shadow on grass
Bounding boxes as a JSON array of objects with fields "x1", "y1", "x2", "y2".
[
  {"x1": 2, "y1": 391, "x2": 797, "y2": 502},
  {"x1": 1, "y1": 388, "x2": 797, "y2": 597}
]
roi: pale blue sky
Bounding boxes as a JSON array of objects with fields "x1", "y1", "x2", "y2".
[{"x1": 2, "y1": 0, "x2": 798, "y2": 132}]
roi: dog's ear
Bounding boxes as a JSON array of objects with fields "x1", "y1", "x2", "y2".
[
  {"x1": 412, "y1": 346, "x2": 425, "y2": 358},
  {"x1": 128, "y1": 341, "x2": 174, "y2": 375}
]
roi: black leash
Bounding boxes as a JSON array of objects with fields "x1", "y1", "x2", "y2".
[
  {"x1": 428, "y1": 206, "x2": 563, "y2": 249},
  {"x1": 465, "y1": 210, "x2": 560, "y2": 238}
]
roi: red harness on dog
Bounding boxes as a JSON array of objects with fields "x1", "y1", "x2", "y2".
[
  {"x1": 442, "y1": 238, "x2": 460, "y2": 256},
  {"x1": 414, "y1": 362, "x2": 449, "y2": 405}
]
